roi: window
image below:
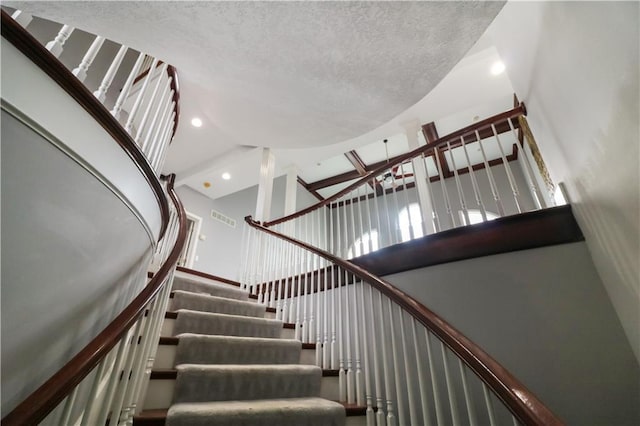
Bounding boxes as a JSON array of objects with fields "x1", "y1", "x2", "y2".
[
  {"x1": 347, "y1": 230, "x2": 379, "y2": 258},
  {"x1": 459, "y1": 209, "x2": 499, "y2": 225},
  {"x1": 399, "y1": 203, "x2": 424, "y2": 242}
]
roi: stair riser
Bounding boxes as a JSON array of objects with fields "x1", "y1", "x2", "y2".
[
  {"x1": 160, "y1": 318, "x2": 295, "y2": 339},
  {"x1": 154, "y1": 344, "x2": 316, "y2": 369},
  {"x1": 143, "y1": 376, "x2": 339, "y2": 410}
]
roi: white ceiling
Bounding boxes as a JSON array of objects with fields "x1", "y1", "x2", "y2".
[{"x1": 9, "y1": 1, "x2": 507, "y2": 200}]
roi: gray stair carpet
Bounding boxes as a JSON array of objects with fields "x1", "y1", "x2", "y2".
[
  {"x1": 173, "y1": 309, "x2": 283, "y2": 338},
  {"x1": 164, "y1": 273, "x2": 345, "y2": 426},
  {"x1": 167, "y1": 398, "x2": 346, "y2": 426},
  {"x1": 173, "y1": 364, "x2": 322, "y2": 403},
  {"x1": 170, "y1": 290, "x2": 265, "y2": 317},
  {"x1": 172, "y1": 276, "x2": 248, "y2": 301},
  {"x1": 174, "y1": 334, "x2": 301, "y2": 365}
]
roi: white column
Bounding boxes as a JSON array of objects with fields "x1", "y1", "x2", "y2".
[
  {"x1": 284, "y1": 164, "x2": 299, "y2": 216},
  {"x1": 45, "y1": 24, "x2": 75, "y2": 58},
  {"x1": 72, "y1": 36, "x2": 106, "y2": 82},
  {"x1": 402, "y1": 119, "x2": 436, "y2": 235},
  {"x1": 11, "y1": 10, "x2": 33, "y2": 28},
  {"x1": 254, "y1": 147, "x2": 275, "y2": 223}
]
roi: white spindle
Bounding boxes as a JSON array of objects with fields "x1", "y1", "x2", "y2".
[
  {"x1": 441, "y1": 342, "x2": 461, "y2": 425},
  {"x1": 358, "y1": 281, "x2": 375, "y2": 426},
  {"x1": 93, "y1": 45, "x2": 128, "y2": 103},
  {"x1": 483, "y1": 383, "x2": 498, "y2": 426},
  {"x1": 301, "y1": 217, "x2": 309, "y2": 342},
  {"x1": 110, "y1": 319, "x2": 144, "y2": 423},
  {"x1": 152, "y1": 111, "x2": 175, "y2": 171},
  {"x1": 11, "y1": 10, "x2": 33, "y2": 28},
  {"x1": 137, "y1": 63, "x2": 169, "y2": 142},
  {"x1": 330, "y1": 207, "x2": 338, "y2": 369},
  {"x1": 475, "y1": 129, "x2": 505, "y2": 216},
  {"x1": 492, "y1": 123, "x2": 522, "y2": 213},
  {"x1": 425, "y1": 330, "x2": 445, "y2": 424},
  {"x1": 59, "y1": 385, "x2": 79, "y2": 425},
  {"x1": 434, "y1": 147, "x2": 456, "y2": 228},
  {"x1": 353, "y1": 275, "x2": 364, "y2": 406},
  {"x1": 322, "y1": 210, "x2": 330, "y2": 369},
  {"x1": 72, "y1": 36, "x2": 105, "y2": 82},
  {"x1": 368, "y1": 286, "x2": 386, "y2": 426},
  {"x1": 124, "y1": 58, "x2": 159, "y2": 133},
  {"x1": 95, "y1": 337, "x2": 129, "y2": 426},
  {"x1": 412, "y1": 319, "x2": 433, "y2": 426},
  {"x1": 399, "y1": 308, "x2": 418, "y2": 425},
  {"x1": 460, "y1": 136, "x2": 488, "y2": 222},
  {"x1": 145, "y1": 87, "x2": 172, "y2": 157},
  {"x1": 337, "y1": 266, "x2": 346, "y2": 402},
  {"x1": 111, "y1": 52, "x2": 145, "y2": 119},
  {"x1": 398, "y1": 161, "x2": 415, "y2": 240},
  {"x1": 45, "y1": 24, "x2": 74, "y2": 58},
  {"x1": 79, "y1": 357, "x2": 108, "y2": 426},
  {"x1": 422, "y1": 153, "x2": 442, "y2": 232},
  {"x1": 380, "y1": 168, "x2": 395, "y2": 246},
  {"x1": 378, "y1": 291, "x2": 396, "y2": 425},
  {"x1": 459, "y1": 360, "x2": 478, "y2": 426},
  {"x1": 307, "y1": 216, "x2": 315, "y2": 343},
  {"x1": 388, "y1": 299, "x2": 404, "y2": 426},
  {"x1": 447, "y1": 140, "x2": 470, "y2": 225}
]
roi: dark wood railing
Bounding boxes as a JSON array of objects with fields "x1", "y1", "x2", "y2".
[
  {"x1": 2, "y1": 176, "x2": 188, "y2": 425},
  {"x1": 246, "y1": 216, "x2": 564, "y2": 426},
  {"x1": 264, "y1": 104, "x2": 526, "y2": 227}
]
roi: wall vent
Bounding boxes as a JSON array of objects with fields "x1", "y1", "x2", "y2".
[{"x1": 210, "y1": 209, "x2": 236, "y2": 228}]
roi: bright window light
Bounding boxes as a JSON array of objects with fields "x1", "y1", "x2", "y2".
[
  {"x1": 191, "y1": 117, "x2": 203, "y2": 127},
  {"x1": 221, "y1": 172, "x2": 231, "y2": 180},
  {"x1": 491, "y1": 61, "x2": 506, "y2": 76}
]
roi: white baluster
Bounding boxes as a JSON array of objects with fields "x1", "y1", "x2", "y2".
[
  {"x1": 330, "y1": 207, "x2": 338, "y2": 369},
  {"x1": 398, "y1": 161, "x2": 415, "y2": 240},
  {"x1": 11, "y1": 10, "x2": 33, "y2": 28},
  {"x1": 447, "y1": 140, "x2": 470, "y2": 225},
  {"x1": 412, "y1": 319, "x2": 433, "y2": 426},
  {"x1": 492, "y1": 123, "x2": 522, "y2": 213},
  {"x1": 79, "y1": 357, "x2": 109, "y2": 426},
  {"x1": 307, "y1": 216, "x2": 315, "y2": 344},
  {"x1": 380, "y1": 168, "x2": 395, "y2": 247},
  {"x1": 95, "y1": 338, "x2": 128, "y2": 426},
  {"x1": 111, "y1": 53, "x2": 145, "y2": 119},
  {"x1": 152, "y1": 111, "x2": 175, "y2": 171},
  {"x1": 422, "y1": 152, "x2": 442, "y2": 232},
  {"x1": 45, "y1": 24, "x2": 74, "y2": 58},
  {"x1": 358, "y1": 281, "x2": 375, "y2": 426},
  {"x1": 459, "y1": 360, "x2": 478, "y2": 426},
  {"x1": 59, "y1": 386, "x2": 79, "y2": 425},
  {"x1": 475, "y1": 129, "x2": 505, "y2": 216},
  {"x1": 353, "y1": 276, "x2": 364, "y2": 406},
  {"x1": 368, "y1": 287, "x2": 386, "y2": 426},
  {"x1": 388, "y1": 299, "x2": 404, "y2": 426},
  {"x1": 483, "y1": 383, "x2": 497, "y2": 426},
  {"x1": 441, "y1": 342, "x2": 461, "y2": 425},
  {"x1": 378, "y1": 292, "x2": 396, "y2": 426},
  {"x1": 124, "y1": 58, "x2": 159, "y2": 133},
  {"x1": 93, "y1": 45, "x2": 128, "y2": 103},
  {"x1": 425, "y1": 330, "x2": 445, "y2": 424},
  {"x1": 345, "y1": 202, "x2": 356, "y2": 404},
  {"x1": 399, "y1": 308, "x2": 417, "y2": 425},
  {"x1": 460, "y1": 136, "x2": 488, "y2": 222},
  {"x1": 137, "y1": 63, "x2": 169, "y2": 143},
  {"x1": 322, "y1": 210, "x2": 330, "y2": 369},
  {"x1": 72, "y1": 36, "x2": 105, "y2": 82},
  {"x1": 434, "y1": 146, "x2": 456, "y2": 228}
]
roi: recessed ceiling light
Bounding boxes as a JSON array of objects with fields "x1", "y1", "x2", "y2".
[
  {"x1": 191, "y1": 117, "x2": 203, "y2": 127},
  {"x1": 491, "y1": 61, "x2": 505, "y2": 76},
  {"x1": 221, "y1": 172, "x2": 231, "y2": 180}
]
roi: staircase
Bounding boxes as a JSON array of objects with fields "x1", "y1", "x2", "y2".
[{"x1": 136, "y1": 268, "x2": 363, "y2": 426}]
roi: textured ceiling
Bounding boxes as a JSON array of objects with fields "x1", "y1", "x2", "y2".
[{"x1": 12, "y1": 1, "x2": 504, "y2": 149}]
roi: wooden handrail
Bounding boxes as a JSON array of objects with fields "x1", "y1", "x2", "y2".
[
  {"x1": 2, "y1": 175, "x2": 188, "y2": 425},
  {"x1": 246, "y1": 216, "x2": 564, "y2": 426},
  {"x1": 167, "y1": 65, "x2": 180, "y2": 137},
  {"x1": 1, "y1": 10, "x2": 172, "y2": 239},
  {"x1": 264, "y1": 104, "x2": 526, "y2": 227}
]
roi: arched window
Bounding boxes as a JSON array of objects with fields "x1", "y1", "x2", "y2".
[
  {"x1": 399, "y1": 203, "x2": 424, "y2": 242},
  {"x1": 347, "y1": 230, "x2": 379, "y2": 259}
]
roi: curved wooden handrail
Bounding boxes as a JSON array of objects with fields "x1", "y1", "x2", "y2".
[
  {"x1": 264, "y1": 104, "x2": 526, "y2": 227},
  {"x1": 2, "y1": 175, "x2": 188, "y2": 426},
  {"x1": 1, "y1": 10, "x2": 171, "y2": 239},
  {"x1": 246, "y1": 216, "x2": 564, "y2": 426},
  {"x1": 167, "y1": 65, "x2": 180, "y2": 137}
]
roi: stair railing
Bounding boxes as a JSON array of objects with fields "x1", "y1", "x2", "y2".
[
  {"x1": 246, "y1": 216, "x2": 563, "y2": 426},
  {"x1": 3, "y1": 8, "x2": 179, "y2": 173},
  {"x1": 250, "y1": 105, "x2": 552, "y2": 283},
  {"x1": 1, "y1": 175, "x2": 188, "y2": 426}
]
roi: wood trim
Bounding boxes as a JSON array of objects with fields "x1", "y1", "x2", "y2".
[
  {"x1": 307, "y1": 169, "x2": 362, "y2": 191},
  {"x1": 1, "y1": 175, "x2": 188, "y2": 426},
  {"x1": 344, "y1": 150, "x2": 368, "y2": 175},
  {"x1": 159, "y1": 336, "x2": 179, "y2": 345},
  {"x1": 165, "y1": 311, "x2": 179, "y2": 319},
  {"x1": 297, "y1": 176, "x2": 325, "y2": 201},
  {"x1": 176, "y1": 266, "x2": 241, "y2": 287},
  {"x1": 246, "y1": 217, "x2": 564, "y2": 426},
  {"x1": 264, "y1": 104, "x2": 526, "y2": 227},
  {"x1": 301, "y1": 343, "x2": 316, "y2": 350},
  {"x1": 1, "y1": 11, "x2": 170, "y2": 241},
  {"x1": 166, "y1": 65, "x2": 180, "y2": 137},
  {"x1": 423, "y1": 122, "x2": 453, "y2": 178},
  {"x1": 149, "y1": 369, "x2": 177, "y2": 380}
]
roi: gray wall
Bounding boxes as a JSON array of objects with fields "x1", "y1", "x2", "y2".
[
  {"x1": 384, "y1": 242, "x2": 640, "y2": 425},
  {"x1": 488, "y1": 1, "x2": 640, "y2": 363},
  {"x1": 176, "y1": 176, "x2": 317, "y2": 279}
]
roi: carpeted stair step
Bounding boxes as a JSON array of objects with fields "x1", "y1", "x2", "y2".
[
  {"x1": 154, "y1": 336, "x2": 316, "y2": 368},
  {"x1": 173, "y1": 364, "x2": 322, "y2": 403},
  {"x1": 171, "y1": 309, "x2": 283, "y2": 338},
  {"x1": 144, "y1": 368, "x2": 341, "y2": 409},
  {"x1": 169, "y1": 290, "x2": 266, "y2": 317},
  {"x1": 160, "y1": 312, "x2": 296, "y2": 339},
  {"x1": 172, "y1": 276, "x2": 249, "y2": 301},
  {"x1": 166, "y1": 397, "x2": 346, "y2": 426}
]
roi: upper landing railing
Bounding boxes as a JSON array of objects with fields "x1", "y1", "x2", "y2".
[
  {"x1": 257, "y1": 104, "x2": 556, "y2": 263},
  {"x1": 3, "y1": 8, "x2": 180, "y2": 174}
]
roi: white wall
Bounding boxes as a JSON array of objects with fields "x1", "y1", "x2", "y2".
[
  {"x1": 176, "y1": 176, "x2": 317, "y2": 279},
  {"x1": 385, "y1": 242, "x2": 640, "y2": 425},
  {"x1": 487, "y1": 1, "x2": 640, "y2": 362}
]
